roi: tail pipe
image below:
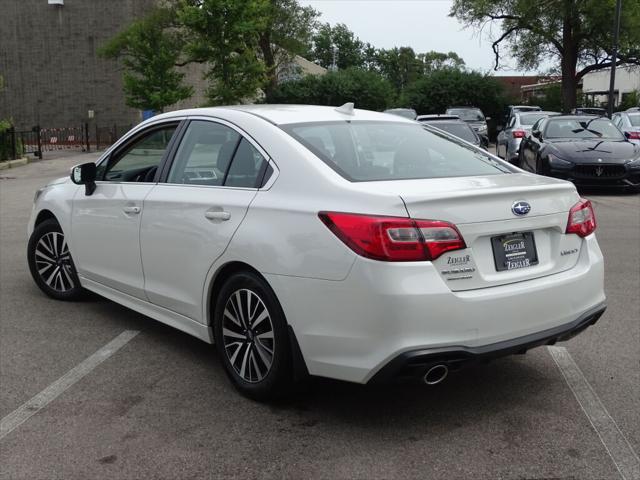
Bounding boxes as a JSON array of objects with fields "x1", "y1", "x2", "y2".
[{"x1": 423, "y1": 364, "x2": 449, "y2": 385}]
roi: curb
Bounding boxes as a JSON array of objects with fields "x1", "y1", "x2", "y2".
[{"x1": 0, "y1": 157, "x2": 30, "y2": 170}]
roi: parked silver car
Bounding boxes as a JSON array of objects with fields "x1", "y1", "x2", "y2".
[
  {"x1": 496, "y1": 111, "x2": 559, "y2": 163},
  {"x1": 612, "y1": 110, "x2": 640, "y2": 145}
]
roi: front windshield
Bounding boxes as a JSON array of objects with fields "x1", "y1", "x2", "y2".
[
  {"x1": 429, "y1": 123, "x2": 477, "y2": 143},
  {"x1": 446, "y1": 109, "x2": 484, "y2": 122},
  {"x1": 282, "y1": 121, "x2": 510, "y2": 182},
  {"x1": 544, "y1": 118, "x2": 624, "y2": 140},
  {"x1": 519, "y1": 113, "x2": 550, "y2": 126}
]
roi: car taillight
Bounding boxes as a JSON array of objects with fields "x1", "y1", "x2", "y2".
[
  {"x1": 566, "y1": 199, "x2": 596, "y2": 237},
  {"x1": 512, "y1": 130, "x2": 526, "y2": 138},
  {"x1": 627, "y1": 131, "x2": 640, "y2": 140},
  {"x1": 318, "y1": 212, "x2": 466, "y2": 262}
]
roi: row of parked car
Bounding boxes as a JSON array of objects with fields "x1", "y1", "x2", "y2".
[{"x1": 385, "y1": 105, "x2": 640, "y2": 191}]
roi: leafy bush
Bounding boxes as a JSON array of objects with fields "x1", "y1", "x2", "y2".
[
  {"x1": 0, "y1": 120, "x2": 12, "y2": 162},
  {"x1": 267, "y1": 68, "x2": 395, "y2": 111}
]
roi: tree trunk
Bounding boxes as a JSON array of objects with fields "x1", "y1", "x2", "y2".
[
  {"x1": 561, "y1": 59, "x2": 578, "y2": 113},
  {"x1": 259, "y1": 32, "x2": 278, "y2": 100},
  {"x1": 560, "y1": 2, "x2": 578, "y2": 113}
]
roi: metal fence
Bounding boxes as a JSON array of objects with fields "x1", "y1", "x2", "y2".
[{"x1": 0, "y1": 123, "x2": 133, "y2": 161}]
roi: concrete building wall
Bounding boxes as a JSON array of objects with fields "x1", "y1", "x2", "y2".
[
  {"x1": 0, "y1": 0, "x2": 207, "y2": 131},
  {"x1": 582, "y1": 65, "x2": 640, "y2": 106}
]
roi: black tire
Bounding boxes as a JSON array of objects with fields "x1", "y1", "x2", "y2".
[
  {"x1": 27, "y1": 218, "x2": 84, "y2": 301},
  {"x1": 213, "y1": 271, "x2": 293, "y2": 401}
]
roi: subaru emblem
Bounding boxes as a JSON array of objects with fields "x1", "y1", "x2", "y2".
[{"x1": 512, "y1": 201, "x2": 531, "y2": 216}]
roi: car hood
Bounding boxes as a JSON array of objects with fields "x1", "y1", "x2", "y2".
[
  {"x1": 47, "y1": 176, "x2": 72, "y2": 187},
  {"x1": 546, "y1": 139, "x2": 640, "y2": 164}
]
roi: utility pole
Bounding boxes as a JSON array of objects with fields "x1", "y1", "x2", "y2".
[{"x1": 607, "y1": 0, "x2": 623, "y2": 118}]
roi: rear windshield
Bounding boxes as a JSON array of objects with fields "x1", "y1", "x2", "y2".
[
  {"x1": 427, "y1": 122, "x2": 477, "y2": 143},
  {"x1": 519, "y1": 113, "x2": 549, "y2": 126},
  {"x1": 629, "y1": 114, "x2": 640, "y2": 127},
  {"x1": 446, "y1": 109, "x2": 484, "y2": 121},
  {"x1": 544, "y1": 118, "x2": 624, "y2": 140},
  {"x1": 282, "y1": 121, "x2": 510, "y2": 182}
]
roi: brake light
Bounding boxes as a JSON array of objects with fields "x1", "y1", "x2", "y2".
[
  {"x1": 512, "y1": 130, "x2": 526, "y2": 138},
  {"x1": 318, "y1": 212, "x2": 466, "y2": 261},
  {"x1": 627, "y1": 131, "x2": 640, "y2": 140},
  {"x1": 566, "y1": 199, "x2": 596, "y2": 237}
]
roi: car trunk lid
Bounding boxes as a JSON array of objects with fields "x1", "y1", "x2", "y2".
[{"x1": 388, "y1": 173, "x2": 582, "y2": 291}]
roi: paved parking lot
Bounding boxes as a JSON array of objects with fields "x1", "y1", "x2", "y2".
[{"x1": 1, "y1": 152, "x2": 638, "y2": 480}]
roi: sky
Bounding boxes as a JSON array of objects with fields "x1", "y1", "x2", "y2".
[{"x1": 298, "y1": 0, "x2": 539, "y2": 76}]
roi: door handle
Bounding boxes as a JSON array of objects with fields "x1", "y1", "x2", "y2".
[
  {"x1": 205, "y1": 210, "x2": 231, "y2": 221},
  {"x1": 123, "y1": 206, "x2": 141, "y2": 214}
]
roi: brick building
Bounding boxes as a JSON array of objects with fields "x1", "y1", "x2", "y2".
[{"x1": 0, "y1": 0, "x2": 207, "y2": 131}]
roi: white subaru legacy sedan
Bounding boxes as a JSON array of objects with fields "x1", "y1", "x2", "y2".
[{"x1": 27, "y1": 104, "x2": 606, "y2": 399}]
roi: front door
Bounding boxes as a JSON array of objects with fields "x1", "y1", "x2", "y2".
[
  {"x1": 71, "y1": 123, "x2": 179, "y2": 298},
  {"x1": 140, "y1": 119, "x2": 271, "y2": 321}
]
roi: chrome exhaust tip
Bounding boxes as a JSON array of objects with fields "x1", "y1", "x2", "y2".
[{"x1": 423, "y1": 364, "x2": 449, "y2": 385}]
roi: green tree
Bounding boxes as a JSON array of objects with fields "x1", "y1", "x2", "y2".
[
  {"x1": 99, "y1": 8, "x2": 193, "y2": 112},
  {"x1": 451, "y1": 0, "x2": 640, "y2": 112},
  {"x1": 311, "y1": 23, "x2": 365, "y2": 70},
  {"x1": 403, "y1": 70, "x2": 506, "y2": 121},
  {"x1": 179, "y1": 0, "x2": 269, "y2": 105},
  {"x1": 258, "y1": 0, "x2": 319, "y2": 98},
  {"x1": 375, "y1": 47, "x2": 421, "y2": 93},
  {"x1": 267, "y1": 68, "x2": 394, "y2": 111},
  {"x1": 416, "y1": 51, "x2": 466, "y2": 73}
]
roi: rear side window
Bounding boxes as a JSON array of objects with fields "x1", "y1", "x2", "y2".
[
  {"x1": 167, "y1": 120, "x2": 270, "y2": 188},
  {"x1": 428, "y1": 123, "x2": 477, "y2": 143},
  {"x1": 168, "y1": 121, "x2": 240, "y2": 186},
  {"x1": 225, "y1": 139, "x2": 268, "y2": 188},
  {"x1": 282, "y1": 121, "x2": 509, "y2": 182}
]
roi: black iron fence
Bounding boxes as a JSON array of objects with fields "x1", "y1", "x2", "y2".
[{"x1": 0, "y1": 123, "x2": 133, "y2": 161}]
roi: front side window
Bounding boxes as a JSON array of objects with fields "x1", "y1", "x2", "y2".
[
  {"x1": 282, "y1": 121, "x2": 510, "y2": 182},
  {"x1": 544, "y1": 118, "x2": 625, "y2": 140},
  {"x1": 100, "y1": 125, "x2": 177, "y2": 182}
]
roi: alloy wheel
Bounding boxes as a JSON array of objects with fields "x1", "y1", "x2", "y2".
[
  {"x1": 222, "y1": 289, "x2": 275, "y2": 383},
  {"x1": 34, "y1": 231, "x2": 76, "y2": 293}
]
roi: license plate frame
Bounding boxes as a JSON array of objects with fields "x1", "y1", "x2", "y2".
[{"x1": 491, "y1": 232, "x2": 539, "y2": 272}]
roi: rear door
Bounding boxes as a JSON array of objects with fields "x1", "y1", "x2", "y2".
[{"x1": 139, "y1": 119, "x2": 272, "y2": 321}]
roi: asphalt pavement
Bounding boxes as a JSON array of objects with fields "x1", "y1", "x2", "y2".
[{"x1": 1, "y1": 151, "x2": 638, "y2": 480}]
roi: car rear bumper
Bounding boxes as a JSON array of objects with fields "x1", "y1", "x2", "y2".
[
  {"x1": 266, "y1": 234, "x2": 605, "y2": 384},
  {"x1": 368, "y1": 302, "x2": 606, "y2": 383}
]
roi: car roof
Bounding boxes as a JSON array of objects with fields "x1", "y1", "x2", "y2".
[
  {"x1": 545, "y1": 115, "x2": 604, "y2": 121},
  {"x1": 446, "y1": 106, "x2": 482, "y2": 111},
  {"x1": 511, "y1": 105, "x2": 541, "y2": 109},
  {"x1": 147, "y1": 104, "x2": 416, "y2": 126},
  {"x1": 416, "y1": 114, "x2": 461, "y2": 121},
  {"x1": 517, "y1": 111, "x2": 559, "y2": 117}
]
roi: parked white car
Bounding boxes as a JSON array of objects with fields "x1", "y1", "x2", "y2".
[{"x1": 27, "y1": 104, "x2": 606, "y2": 399}]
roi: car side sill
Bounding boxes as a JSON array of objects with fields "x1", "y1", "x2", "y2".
[{"x1": 80, "y1": 276, "x2": 214, "y2": 344}]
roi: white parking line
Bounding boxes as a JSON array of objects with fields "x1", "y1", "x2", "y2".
[
  {"x1": 0, "y1": 330, "x2": 139, "y2": 441},
  {"x1": 548, "y1": 346, "x2": 640, "y2": 480}
]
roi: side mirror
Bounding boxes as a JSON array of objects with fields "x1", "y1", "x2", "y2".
[
  {"x1": 71, "y1": 162, "x2": 97, "y2": 196},
  {"x1": 532, "y1": 130, "x2": 542, "y2": 140}
]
